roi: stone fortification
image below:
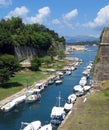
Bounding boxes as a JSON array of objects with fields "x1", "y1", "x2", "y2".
[{"x1": 92, "y1": 27, "x2": 109, "y2": 84}]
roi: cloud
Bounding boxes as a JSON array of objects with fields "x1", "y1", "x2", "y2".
[
  {"x1": 0, "y1": 0, "x2": 12, "y2": 7},
  {"x1": 52, "y1": 19, "x2": 61, "y2": 24},
  {"x1": 5, "y1": 6, "x2": 29, "y2": 19},
  {"x1": 63, "y1": 9, "x2": 78, "y2": 21},
  {"x1": 26, "y1": 6, "x2": 50, "y2": 24},
  {"x1": 84, "y1": 5, "x2": 109, "y2": 29}
]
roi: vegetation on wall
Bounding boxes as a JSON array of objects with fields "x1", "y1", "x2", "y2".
[
  {"x1": 0, "y1": 17, "x2": 66, "y2": 86},
  {"x1": 0, "y1": 17, "x2": 65, "y2": 55}
]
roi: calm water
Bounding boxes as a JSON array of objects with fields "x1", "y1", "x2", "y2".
[{"x1": 0, "y1": 46, "x2": 97, "y2": 130}]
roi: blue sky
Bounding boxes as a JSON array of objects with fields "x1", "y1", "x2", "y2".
[{"x1": 0, "y1": 0, "x2": 109, "y2": 38}]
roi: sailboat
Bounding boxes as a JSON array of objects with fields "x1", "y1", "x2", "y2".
[{"x1": 50, "y1": 92, "x2": 66, "y2": 125}]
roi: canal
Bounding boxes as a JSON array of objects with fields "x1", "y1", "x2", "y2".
[{"x1": 0, "y1": 46, "x2": 97, "y2": 130}]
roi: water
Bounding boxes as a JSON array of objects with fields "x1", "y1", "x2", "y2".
[{"x1": 0, "y1": 46, "x2": 97, "y2": 130}]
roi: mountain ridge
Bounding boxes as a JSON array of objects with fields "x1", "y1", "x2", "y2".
[{"x1": 65, "y1": 35, "x2": 99, "y2": 43}]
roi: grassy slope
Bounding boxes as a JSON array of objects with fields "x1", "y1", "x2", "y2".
[
  {"x1": 59, "y1": 90, "x2": 109, "y2": 130},
  {"x1": 0, "y1": 60, "x2": 69, "y2": 100},
  {"x1": 0, "y1": 70, "x2": 50, "y2": 100}
]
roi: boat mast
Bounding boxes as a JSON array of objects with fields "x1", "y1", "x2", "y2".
[{"x1": 58, "y1": 92, "x2": 61, "y2": 107}]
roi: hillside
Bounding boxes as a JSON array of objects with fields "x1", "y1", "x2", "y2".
[
  {"x1": 65, "y1": 35, "x2": 99, "y2": 43},
  {"x1": 0, "y1": 17, "x2": 65, "y2": 59}
]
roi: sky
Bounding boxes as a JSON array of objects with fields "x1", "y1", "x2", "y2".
[{"x1": 0, "y1": 0, "x2": 109, "y2": 38}]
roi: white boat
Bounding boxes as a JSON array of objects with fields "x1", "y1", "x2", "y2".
[
  {"x1": 67, "y1": 94, "x2": 77, "y2": 104},
  {"x1": 13, "y1": 95, "x2": 26, "y2": 105},
  {"x1": 50, "y1": 93, "x2": 66, "y2": 125},
  {"x1": 48, "y1": 78, "x2": 54, "y2": 85},
  {"x1": 55, "y1": 79, "x2": 62, "y2": 84},
  {"x1": 82, "y1": 69, "x2": 90, "y2": 77},
  {"x1": 83, "y1": 85, "x2": 91, "y2": 91},
  {"x1": 0, "y1": 101, "x2": 16, "y2": 112},
  {"x1": 39, "y1": 123, "x2": 52, "y2": 130},
  {"x1": 34, "y1": 83, "x2": 44, "y2": 93},
  {"x1": 25, "y1": 93, "x2": 41, "y2": 103},
  {"x1": 71, "y1": 66, "x2": 75, "y2": 71},
  {"x1": 65, "y1": 70, "x2": 72, "y2": 75},
  {"x1": 64, "y1": 102, "x2": 73, "y2": 113},
  {"x1": 73, "y1": 85, "x2": 84, "y2": 96},
  {"x1": 20, "y1": 120, "x2": 41, "y2": 130},
  {"x1": 79, "y1": 79, "x2": 87, "y2": 86},
  {"x1": 56, "y1": 71, "x2": 64, "y2": 77}
]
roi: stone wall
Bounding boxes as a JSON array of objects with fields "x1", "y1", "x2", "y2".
[{"x1": 92, "y1": 28, "x2": 109, "y2": 83}]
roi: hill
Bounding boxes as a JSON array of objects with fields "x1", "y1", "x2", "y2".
[{"x1": 65, "y1": 35, "x2": 99, "y2": 43}]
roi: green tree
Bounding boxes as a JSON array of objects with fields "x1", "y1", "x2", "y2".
[
  {"x1": 58, "y1": 50, "x2": 66, "y2": 60},
  {"x1": 0, "y1": 54, "x2": 20, "y2": 85},
  {"x1": 31, "y1": 57, "x2": 41, "y2": 71},
  {"x1": 42, "y1": 56, "x2": 52, "y2": 67},
  {"x1": 47, "y1": 45, "x2": 57, "y2": 61}
]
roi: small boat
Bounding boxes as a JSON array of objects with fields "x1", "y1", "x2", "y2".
[
  {"x1": 48, "y1": 78, "x2": 54, "y2": 85},
  {"x1": 25, "y1": 93, "x2": 41, "y2": 104},
  {"x1": 65, "y1": 70, "x2": 72, "y2": 75},
  {"x1": 64, "y1": 102, "x2": 73, "y2": 113},
  {"x1": 34, "y1": 83, "x2": 44, "y2": 93},
  {"x1": 73, "y1": 85, "x2": 84, "y2": 96},
  {"x1": 13, "y1": 95, "x2": 26, "y2": 105},
  {"x1": 0, "y1": 101, "x2": 16, "y2": 112},
  {"x1": 55, "y1": 79, "x2": 62, "y2": 84},
  {"x1": 71, "y1": 66, "x2": 75, "y2": 71},
  {"x1": 56, "y1": 72, "x2": 64, "y2": 78},
  {"x1": 67, "y1": 94, "x2": 77, "y2": 104},
  {"x1": 39, "y1": 123, "x2": 52, "y2": 130},
  {"x1": 50, "y1": 93, "x2": 66, "y2": 125},
  {"x1": 83, "y1": 85, "x2": 91, "y2": 91},
  {"x1": 79, "y1": 79, "x2": 87, "y2": 86},
  {"x1": 20, "y1": 120, "x2": 41, "y2": 130}
]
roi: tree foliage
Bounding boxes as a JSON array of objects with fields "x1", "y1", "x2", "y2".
[
  {"x1": 0, "y1": 17, "x2": 66, "y2": 55},
  {"x1": 0, "y1": 17, "x2": 66, "y2": 85},
  {"x1": 31, "y1": 57, "x2": 41, "y2": 71},
  {"x1": 0, "y1": 54, "x2": 20, "y2": 85}
]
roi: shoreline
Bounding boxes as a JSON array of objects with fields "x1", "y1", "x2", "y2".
[
  {"x1": 0, "y1": 57, "x2": 80, "y2": 108},
  {"x1": 0, "y1": 75, "x2": 55, "y2": 108},
  {"x1": 58, "y1": 87, "x2": 99, "y2": 130}
]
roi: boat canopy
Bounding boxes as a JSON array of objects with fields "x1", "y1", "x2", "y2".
[{"x1": 50, "y1": 106, "x2": 65, "y2": 117}]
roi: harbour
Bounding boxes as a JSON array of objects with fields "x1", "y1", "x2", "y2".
[{"x1": 0, "y1": 45, "x2": 97, "y2": 130}]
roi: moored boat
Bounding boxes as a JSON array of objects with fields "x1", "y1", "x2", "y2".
[
  {"x1": 64, "y1": 102, "x2": 73, "y2": 113},
  {"x1": 13, "y1": 95, "x2": 26, "y2": 105},
  {"x1": 0, "y1": 101, "x2": 16, "y2": 112},
  {"x1": 67, "y1": 93, "x2": 77, "y2": 104},
  {"x1": 20, "y1": 120, "x2": 41, "y2": 130},
  {"x1": 25, "y1": 93, "x2": 41, "y2": 104},
  {"x1": 55, "y1": 79, "x2": 62, "y2": 84},
  {"x1": 34, "y1": 83, "x2": 44, "y2": 93},
  {"x1": 50, "y1": 93, "x2": 66, "y2": 125},
  {"x1": 83, "y1": 85, "x2": 91, "y2": 92},
  {"x1": 73, "y1": 85, "x2": 85, "y2": 96}
]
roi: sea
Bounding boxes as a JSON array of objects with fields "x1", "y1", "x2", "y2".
[{"x1": 0, "y1": 45, "x2": 98, "y2": 130}]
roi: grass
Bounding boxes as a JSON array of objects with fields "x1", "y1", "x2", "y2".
[
  {"x1": 0, "y1": 70, "x2": 50, "y2": 100},
  {"x1": 0, "y1": 59, "x2": 69, "y2": 100},
  {"x1": 59, "y1": 90, "x2": 109, "y2": 130}
]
